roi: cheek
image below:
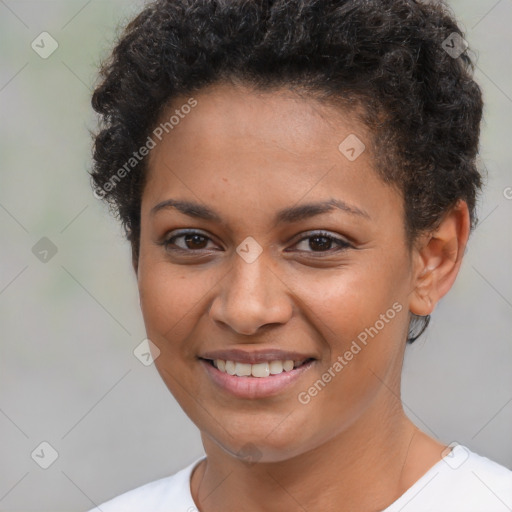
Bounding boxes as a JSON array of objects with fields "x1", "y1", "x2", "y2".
[
  {"x1": 139, "y1": 264, "x2": 183, "y2": 332},
  {"x1": 292, "y1": 256, "x2": 407, "y2": 343},
  {"x1": 137, "y1": 254, "x2": 203, "y2": 352},
  {"x1": 136, "y1": 257, "x2": 208, "y2": 408},
  {"x1": 292, "y1": 258, "x2": 409, "y2": 404}
]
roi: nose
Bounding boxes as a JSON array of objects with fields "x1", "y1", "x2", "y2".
[{"x1": 209, "y1": 251, "x2": 293, "y2": 336}]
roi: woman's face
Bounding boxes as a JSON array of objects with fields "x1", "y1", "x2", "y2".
[{"x1": 137, "y1": 83, "x2": 416, "y2": 462}]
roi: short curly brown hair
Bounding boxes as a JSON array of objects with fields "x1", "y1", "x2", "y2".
[{"x1": 90, "y1": 0, "x2": 484, "y2": 342}]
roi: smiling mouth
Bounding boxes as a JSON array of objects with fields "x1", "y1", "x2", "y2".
[{"x1": 201, "y1": 358, "x2": 315, "y2": 378}]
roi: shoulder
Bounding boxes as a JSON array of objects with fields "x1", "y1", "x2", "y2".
[
  {"x1": 88, "y1": 457, "x2": 204, "y2": 512},
  {"x1": 439, "y1": 445, "x2": 512, "y2": 497},
  {"x1": 386, "y1": 444, "x2": 512, "y2": 512}
]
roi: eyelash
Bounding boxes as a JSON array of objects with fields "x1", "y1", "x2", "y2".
[{"x1": 161, "y1": 229, "x2": 353, "y2": 255}]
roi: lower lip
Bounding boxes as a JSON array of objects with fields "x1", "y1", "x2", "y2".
[{"x1": 200, "y1": 359, "x2": 315, "y2": 399}]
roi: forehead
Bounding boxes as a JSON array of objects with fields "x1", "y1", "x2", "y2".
[
  {"x1": 151, "y1": 82, "x2": 368, "y2": 161},
  {"x1": 141, "y1": 82, "x2": 402, "y2": 230}
]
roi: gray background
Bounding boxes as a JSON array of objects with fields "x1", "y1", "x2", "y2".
[{"x1": 0, "y1": 0, "x2": 511, "y2": 510}]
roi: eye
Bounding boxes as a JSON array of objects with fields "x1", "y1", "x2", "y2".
[
  {"x1": 160, "y1": 229, "x2": 353, "y2": 255},
  {"x1": 162, "y1": 230, "x2": 220, "y2": 252},
  {"x1": 288, "y1": 231, "x2": 353, "y2": 253}
]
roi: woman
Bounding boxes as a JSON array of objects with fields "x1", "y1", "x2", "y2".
[{"x1": 89, "y1": 0, "x2": 512, "y2": 510}]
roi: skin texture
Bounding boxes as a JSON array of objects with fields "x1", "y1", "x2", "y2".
[{"x1": 135, "y1": 82, "x2": 470, "y2": 511}]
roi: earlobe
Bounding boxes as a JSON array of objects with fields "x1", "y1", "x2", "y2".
[{"x1": 409, "y1": 200, "x2": 471, "y2": 316}]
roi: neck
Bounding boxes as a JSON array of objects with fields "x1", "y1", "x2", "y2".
[{"x1": 191, "y1": 401, "x2": 442, "y2": 512}]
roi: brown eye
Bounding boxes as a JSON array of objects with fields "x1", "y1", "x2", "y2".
[
  {"x1": 292, "y1": 231, "x2": 352, "y2": 253},
  {"x1": 309, "y1": 235, "x2": 333, "y2": 251},
  {"x1": 163, "y1": 230, "x2": 218, "y2": 251},
  {"x1": 182, "y1": 233, "x2": 208, "y2": 249}
]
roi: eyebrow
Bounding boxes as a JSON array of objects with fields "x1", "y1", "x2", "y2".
[{"x1": 150, "y1": 198, "x2": 370, "y2": 224}]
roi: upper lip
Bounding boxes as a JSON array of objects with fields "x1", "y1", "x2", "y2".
[{"x1": 199, "y1": 348, "x2": 316, "y2": 365}]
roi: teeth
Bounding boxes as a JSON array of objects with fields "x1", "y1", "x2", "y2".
[
  {"x1": 283, "y1": 360, "x2": 294, "y2": 372},
  {"x1": 235, "y1": 362, "x2": 252, "y2": 377},
  {"x1": 225, "y1": 360, "x2": 236, "y2": 375},
  {"x1": 269, "y1": 360, "x2": 283, "y2": 374},
  {"x1": 251, "y1": 362, "x2": 270, "y2": 378},
  {"x1": 213, "y1": 359, "x2": 305, "y2": 377}
]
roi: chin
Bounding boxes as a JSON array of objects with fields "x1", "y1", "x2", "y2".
[{"x1": 206, "y1": 420, "x2": 319, "y2": 465}]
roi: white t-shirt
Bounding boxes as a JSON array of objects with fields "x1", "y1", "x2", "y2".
[{"x1": 90, "y1": 445, "x2": 512, "y2": 511}]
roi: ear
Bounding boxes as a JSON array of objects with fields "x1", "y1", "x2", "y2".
[{"x1": 409, "y1": 200, "x2": 471, "y2": 316}]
